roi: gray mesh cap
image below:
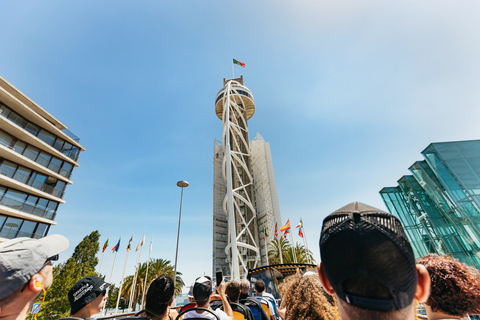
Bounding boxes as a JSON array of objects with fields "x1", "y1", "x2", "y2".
[
  {"x1": 319, "y1": 202, "x2": 417, "y2": 311},
  {"x1": 0, "y1": 234, "x2": 69, "y2": 300}
]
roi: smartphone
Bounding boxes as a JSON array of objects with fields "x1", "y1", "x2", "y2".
[{"x1": 216, "y1": 271, "x2": 223, "y2": 287}]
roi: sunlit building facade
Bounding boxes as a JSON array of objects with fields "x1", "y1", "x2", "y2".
[
  {"x1": 0, "y1": 76, "x2": 85, "y2": 240},
  {"x1": 380, "y1": 140, "x2": 480, "y2": 269}
]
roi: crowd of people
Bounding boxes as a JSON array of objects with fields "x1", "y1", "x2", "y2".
[{"x1": 1, "y1": 201, "x2": 480, "y2": 320}]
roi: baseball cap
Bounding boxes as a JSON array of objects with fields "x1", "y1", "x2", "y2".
[
  {"x1": 0, "y1": 234, "x2": 69, "y2": 300},
  {"x1": 319, "y1": 202, "x2": 417, "y2": 311},
  {"x1": 68, "y1": 276, "x2": 109, "y2": 315},
  {"x1": 188, "y1": 283, "x2": 194, "y2": 298},
  {"x1": 193, "y1": 276, "x2": 212, "y2": 303}
]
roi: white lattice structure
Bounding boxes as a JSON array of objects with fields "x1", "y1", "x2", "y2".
[{"x1": 213, "y1": 77, "x2": 282, "y2": 281}]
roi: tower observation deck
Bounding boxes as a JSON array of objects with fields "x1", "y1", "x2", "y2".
[{"x1": 213, "y1": 76, "x2": 282, "y2": 281}]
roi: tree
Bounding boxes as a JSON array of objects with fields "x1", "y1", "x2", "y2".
[
  {"x1": 268, "y1": 237, "x2": 315, "y2": 264},
  {"x1": 106, "y1": 285, "x2": 128, "y2": 311},
  {"x1": 119, "y1": 258, "x2": 184, "y2": 310},
  {"x1": 37, "y1": 230, "x2": 100, "y2": 320}
]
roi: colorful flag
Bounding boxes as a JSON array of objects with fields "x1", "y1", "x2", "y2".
[
  {"x1": 136, "y1": 234, "x2": 145, "y2": 252},
  {"x1": 112, "y1": 238, "x2": 121, "y2": 252},
  {"x1": 299, "y1": 229, "x2": 304, "y2": 238},
  {"x1": 233, "y1": 59, "x2": 245, "y2": 68},
  {"x1": 274, "y1": 223, "x2": 278, "y2": 239},
  {"x1": 296, "y1": 219, "x2": 303, "y2": 229},
  {"x1": 284, "y1": 228, "x2": 290, "y2": 239},
  {"x1": 127, "y1": 236, "x2": 133, "y2": 251},
  {"x1": 280, "y1": 220, "x2": 290, "y2": 232},
  {"x1": 102, "y1": 238, "x2": 109, "y2": 253}
]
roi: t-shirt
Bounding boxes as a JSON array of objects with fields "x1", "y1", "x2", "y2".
[
  {"x1": 182, "y1": 308, "x2": 230, "y2": 320},
  {"x1": 254, "y1": 295, "x2": 275, "y2": 316}
]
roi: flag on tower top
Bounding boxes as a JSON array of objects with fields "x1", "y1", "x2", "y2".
[
  {"x1": 112, "y1": 238, "x2": 120, "y2": 252},
  {"x1": 280, "y1": 220, "x2": 290, "y2": 232},
  {"x1": 102, "y1": 238, "x2": 109, "y2": 252},
  {"x1": 233, "y1": 59, "x2": 245, "y2": 68},
  {"x1": 126, "y1": 236, "x2": 133, "y2": 251}
]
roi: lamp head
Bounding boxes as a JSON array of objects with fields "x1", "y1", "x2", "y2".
[{"x1": 177, "y1": 181, "x2": 189, "y2": 188}]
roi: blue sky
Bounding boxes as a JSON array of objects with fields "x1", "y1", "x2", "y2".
[{"x1": 1, "y1": 0, "x2": 480, "y2": 292}]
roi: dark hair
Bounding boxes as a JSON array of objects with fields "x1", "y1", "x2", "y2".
[
  {"x1": 225, "y1": 281, "x2": 240, "y2": 302},
  {"x1": 254, "y1": 280, "x2": 265, "y2": 293},
  {"x1": 418, "y1": 254, "x2": 480, "y2": 317},
  {"x1": 145, "y1": 275, "x2": 175, "y2": 318}
]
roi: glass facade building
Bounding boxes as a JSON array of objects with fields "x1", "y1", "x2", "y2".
[
  {"x1": 380, "y1": 140, "x2": 480, "y2": 269},
  {"x1": 0, "y1": 76, "x2": 85, "y2": 240}
]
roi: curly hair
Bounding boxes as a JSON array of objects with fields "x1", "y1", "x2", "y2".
[
  {"x1": 417, "y1": 254, "x2": 480, "y2": 317},
  {"x1": 282, "y1": 275, "x2": 335, "y2": 320}
]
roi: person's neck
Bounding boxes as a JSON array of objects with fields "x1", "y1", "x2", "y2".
[
  {"x1": 0, "y1": 295, "x2": 35, "y2": 320},
  {"x1": 425, "y1": 306, "x2": 462, "y2": 320},
  {"x1": 72, "y1": 307, "x2": 93, "y2": 319},
  {"x1": 256, "y1": 292, "x2": 263, "y2": 296}
]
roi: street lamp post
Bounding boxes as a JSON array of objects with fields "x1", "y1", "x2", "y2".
[{"x1": 173, "y1": 180, "x2": 189, "y2": 294}]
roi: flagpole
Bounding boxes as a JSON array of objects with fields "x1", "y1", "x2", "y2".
[
  {"x1": 129, "y1": 233, "x2": 144, "y2": 311},
  {"x1": 141, "y1": 237, "x2": 153, "y2": 308},
  {"x1": 232, "y1": 58, "x2": 234, "y2": 79},
  {"x1": 289, "y1": 229, "x2": 297, "y2": 263},
  {"x1": 98, "y1": 248, "x2": 106, "y2": 276},
  {"x1": 301, "y1": 219, "x2": 311, "y2": 264},
  {"x1": 128, "y1": 249, "x2": 141, "y2": 311},
  {"x1": 115, "y1": 235, "x2": 132, "y2": 314},
  {"x1": 103, "y1": 235, "x2": 120, "y2": 315},
  {"x1": 277, "y1": 236, "x2": 284, "y2": 264}
]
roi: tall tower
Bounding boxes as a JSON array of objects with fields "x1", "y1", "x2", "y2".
[{"x1": 213, "y1": 76, "x2": 282, "y2": 281}]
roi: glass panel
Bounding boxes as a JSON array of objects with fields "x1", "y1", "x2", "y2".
[
  {"x1": 24, "y1": 146, "x2": 39, "y2": 161},
  {"x1": 25, "y1": 123, "x2": 40, "y2": 136},
  {"x1": 38, "y1": 129, "x2": 55, "y2": 146},
  {"x1": 0, "y1": 217, "x2": 22, "y2": 238},
  {"x1": 60, "y1": 161, "x2": 73, "y2": 177},
  {"x1": 53, "y1": 138, "x2": 64, "y2": 152},
  {"x1": 13, "y1": 166, "x2": 31, "y2": 184},
  {"x1": 53, "y1": 180, "x2": 66, "y2": 198},
  {"x1": 17, "y1": 220, "x2": 36, "y2": 238},
  {"x1": 0, "y1": 215, "x2": 6, "y2": 229},
  {"x1": 0, "y1": 160, "x2": 17, "y2": 178},
  {"x1": 36, "y1": 152, "x2": 52, "y2": 167},
  {"x1": 2, "y1": 189, "x2": 28, "y2": 209},
  {"x1": 23, "y1": 195, "x2": 38, "y2": 214},
  {"x1": 62, "y1": 142, "x2": 73, "y2": 156},
  {"x1": 47, "y1": 157, "x2": 62, "y2": 173},
  {"x1": 28, "y1": 173, "x2": 47, "y2": 190},
  {"x1": 45, "y1": 201, "x2": 58, "y2": 219},
  {"x1": 0, "y1": 103, "x2": 11, "y2": 118},
  {"x1": 69, "y1": 147, "x2": 79, "y2": 160},
  {"x1": 13, "y1": 141, "x2": 26, "y2": 154},
  {"x1": 0, "y1": 186, "x2": 6, "y2": 198},
  {"x1": 33, "y1": 198, "x2": 48, "y2": 217},
  {"x1": 33, "y1": 223, "x2": 48, "y2": 239},
  {"x1": 7, "y1": 112, "x2": 27, "y2": 128},
  {"x1": 0, "y1": 131, "x2": 14, "y2": 147}
]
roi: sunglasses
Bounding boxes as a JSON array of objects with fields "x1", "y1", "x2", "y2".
[{"x1": 20, "y1": 254, "x2": 60, "y2": 292}]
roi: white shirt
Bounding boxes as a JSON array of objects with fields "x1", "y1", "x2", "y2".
[
  {"x1": 254, "y1": 295, "x2": 275, "y2": 316},
  {"x1": 182, "y1": 308, "x2": 230, "y2": 320}
]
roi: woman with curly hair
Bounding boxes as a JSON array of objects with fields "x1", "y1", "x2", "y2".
[
  {"x1": 280, "y1": 274, "x2": 336, "y2": 320},
  {"x1": 417, "y1": 254, "x2": 480, "y2": 320}
]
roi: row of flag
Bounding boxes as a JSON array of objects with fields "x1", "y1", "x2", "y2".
[
  {"x1": 263, "y1": 218, "x2": 305, "y2": 242},
  {"x1": 101, "y1": 234, "x2": 148, "y2": 253}
]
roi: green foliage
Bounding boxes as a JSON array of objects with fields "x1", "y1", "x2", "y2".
[
  {"x1": 106, "y1": 285, "x2": 128, "y2": 311},
  {"x1": 268, "y1": 237, "x2": 315, "y2": 264},
  {"x1": 119, "y1": 258, "x2": 184, "y2": 310},
  {"x1": 37, "y1": 230, "x2": 100, "y2": 320}
]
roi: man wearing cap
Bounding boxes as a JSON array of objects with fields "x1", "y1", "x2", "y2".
[
  {"x1": 67, "y1": 276, "x2": 109, "y2": 319},
  {"x1": 317, "y1": 202, "x2": 431, "y2": 320},
  {"x1": 0, "y1": 235, "x2": 69, "y2": 320},
  {"x1": 183, "y1": 276, "x2": 233, "y2": 320}
]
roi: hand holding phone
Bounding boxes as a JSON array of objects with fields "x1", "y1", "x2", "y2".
[{"x1": 216, "y1": 271, "x2": 223, "y2": 287}]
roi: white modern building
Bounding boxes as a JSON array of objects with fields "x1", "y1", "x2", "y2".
[
  {"x1": 213, "y1": 76, "x2": 282, "y2": 280},
  {"x1": 0, "y1": 76, "x2": 85, "y2": 240}
]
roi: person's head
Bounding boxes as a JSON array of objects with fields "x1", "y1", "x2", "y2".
[
  {"x1": 240, "y1": 279, "x2": 250, "y2": 295},
  {"x1": 282, "y1": 274, "x2": 335, "y2": 320},
  {"x1": 0, "y1": 235, "x2": 69, "y2": 320},
  {"x1": 192, "y1": 276, "x2": 212, "y2": 307},
  {"x1": 225, "y1": 281, "x2": 240, "y2": 302},
  {"x1": 144, "y1": 275, "x2": 175, "y2": 319},
  {"x1": 254, "y1": 280, "x2": 265, "y2": 295},
  {"x1": 417, "y1": 254, "x2": 480, "y2": 317},
  {"x1": 187, "y1": 283, "x2": 195, "y2": 303},
  {"x1": 318, "y1": 202, "x2": 430, "y2": 320},
  {"x1": 68, "y1": 276, "x2": 109, "y2": 317}
]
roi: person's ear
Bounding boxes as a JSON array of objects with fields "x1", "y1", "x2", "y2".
[
  {"x1": 317, "y1": 263, "x2": 335, "y2": 295},
  {"x1": 414, "y1": 264, "x2": 430, "y2": 303},
  {"x1": 28, "y1": 275, "x2": 44, "y2": 293}
]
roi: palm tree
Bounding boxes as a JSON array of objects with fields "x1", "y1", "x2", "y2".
[
  {"x1": 120, "y1": 258, "x2": 184, "y2": 309},
  {"x1": 268, "y1": 238, "x2": 315, "y2": 264}
]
